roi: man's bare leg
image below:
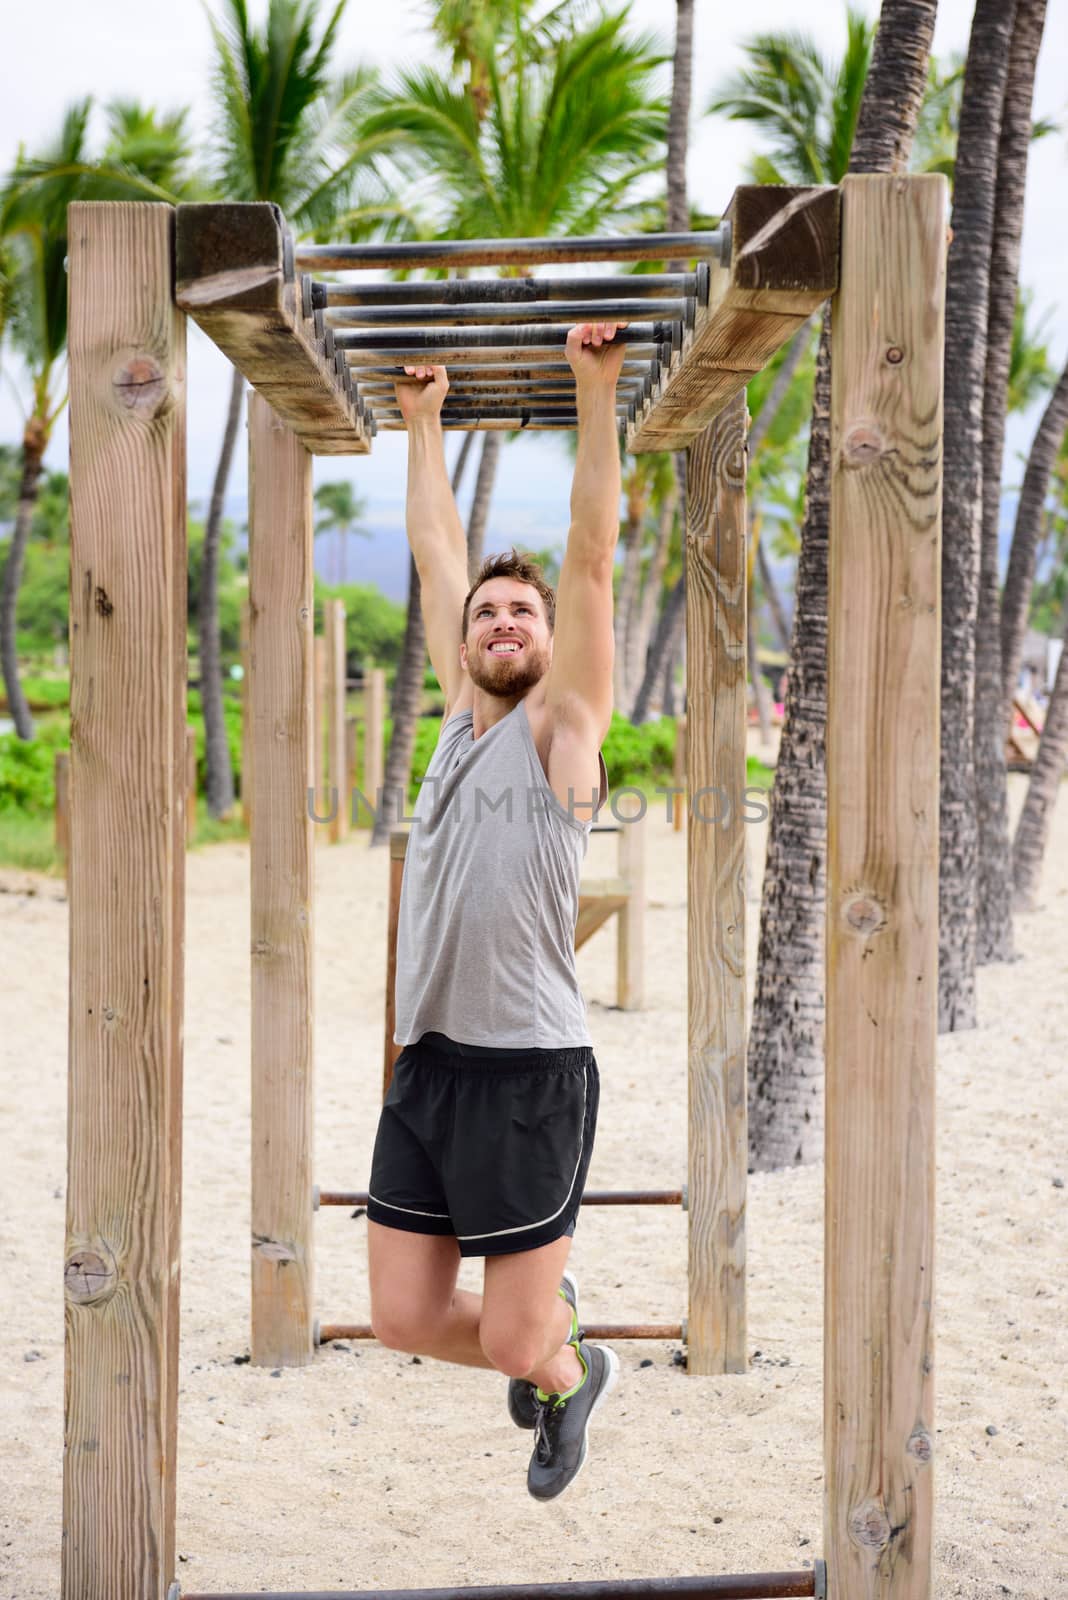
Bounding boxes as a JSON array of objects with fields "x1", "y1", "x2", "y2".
[
  {"x1": 368, "y1": 1222, "x2": 491, "y2": 1367},
  {"x1": 368, "y1": 1223, "x2": 581, "y2": 1390},
  {"x1": 482, "y1": 1235, "x2": 584, "y2": 1394}
]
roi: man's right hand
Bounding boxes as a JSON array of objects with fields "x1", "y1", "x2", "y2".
[{"x1": 395, "y1": 364, "x2": 449, "y2": 427}]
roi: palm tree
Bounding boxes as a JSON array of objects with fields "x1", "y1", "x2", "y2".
[
  {"x1": 938, "y1": 0, "x2": 1020, "y2": 1031},
  {"x1": 1001, "y1": 361, "x2": 1068, "y2": 708},
  {"x1": 1011, "y1": 626, "x2": 1068, "y2": 911},
  {"x1": 364, "y1": 7, "x2": 668, "y2": 845},
  {"x1": 314, "y1": 479, "x2": 369, "y2": 584},
  {"x1": 974, "y1": 0, "x2": 1049, "y2": 966},
  {"x1": 196, "y1": 0, "x2": 396, "y2": 816},
  {"x1": 1, "y1": 102, "x2": 154, "y2": 740},
  {"x1": 711, "y1": 0, "x2": 937, "y2": 1170}
]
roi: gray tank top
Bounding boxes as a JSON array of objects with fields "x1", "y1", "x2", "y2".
[{"x1": 393, "y1": 700, "x2": 608, "y2": 1049}]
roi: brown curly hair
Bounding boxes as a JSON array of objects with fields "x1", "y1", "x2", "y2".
[{"x1": 461, "y1": 549, "x2": 557, "y2": 640}]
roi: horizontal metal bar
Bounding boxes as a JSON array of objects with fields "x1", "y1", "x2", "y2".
[
  {"x1": 334, "y1": 322, "x2": 672, "y2": 352},
  {"x1": 349, "y1": 360, "x2": 653, "y2": 379},
  {"x1": 371, "y1": 405, "x2": 629, "y2": 422},
  {"x1": 318, "y1": 1322, "x2": 685, "y2": 1343},
  {"x1": 319, "y1": 272, "x2": 697, "y2": 307},
  {"x1": 377, "y1": 418, "x2": 602, "y2": 431},
  {"x1": 357, "y1": 382, "x2": 645, "y2": 400},
  {"x1": 316, "y1": 1188, "x2": 682, "y2": 1208},
  {"x1": 296, "y1": 228, "x2": 726, "y2": 271},
  {"x1": 183, "y1": 1573, "x2": 816, "y2": 1600},
  {"x1": 325, "y1": 299, "x2": 690, "y2": 328},
  {"x1": 184, "y1": 1572, "x2": 816, "y2": 1600}
]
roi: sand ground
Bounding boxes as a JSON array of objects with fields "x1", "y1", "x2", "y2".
[{"x1": 1, "y1": 766, "x2": 1066, "y2": 1598}]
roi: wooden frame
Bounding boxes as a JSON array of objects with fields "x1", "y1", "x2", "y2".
[{"x1": 64, "y1": 178, "x2": 946, "y2": 1600}]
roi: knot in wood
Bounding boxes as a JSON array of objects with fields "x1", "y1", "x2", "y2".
[
  {"x1": 907, "y1": 1428, "x2": 934, "y2": 1463},
  {"x1": 842, "y1": 892, "x2": 886, "y2": 936},
  {"x1": 885, "y1": 346, "x2": 904, "y2": 365},
  {"x1": 64, "y1": 1247, "x2": 117, "y2": 1305},
  {"x1": 253, "y1": 1236, "x2": 298, "y2": 1264},
  {"x1": 113, "y1": 354, "x2": 169, "y2": 418},
  {"x1": 841, "y1": 423, "x2": 886, "y2": 468},
  {"x1": 849, "y1": 1499, "x2": 892, "y2": 1550}
]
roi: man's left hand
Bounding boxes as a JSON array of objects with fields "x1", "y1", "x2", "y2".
[{"x1": 566, "y1": 322, "x2": 629, "y2": 390}]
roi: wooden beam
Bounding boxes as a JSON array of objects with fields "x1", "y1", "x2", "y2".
[
  {"x1": 825, "y1": 172, "x2": 946, "y2": 1600},
  {"x1": 176, "y1": 203, "x2": 370, "y2": 455},
  {"x1": 54, "y1": 749, "x2": 69, "y2": 869},
  {"x1": 186, "y1": 725, "x2": 198, "y2": 845},
  {"x1": 616, "y1": 813, "x2": 646, "y2": 1010},
  {"x1": 384, "y1": 831, "x2": 408, "y2": 1096},
  {"x1": 240, "y1": 599, "x2": 252, "y2": 828},
  {"x1": 325, "y1": 598, "x2": 349, "y2": 843},
  {"x1": 686, "y1": 391, "x2": 749, "y2": 1376},
  {"x1": 575, "y1": 882, "x2": 631, "y2": 949},
  {"x1": 313, "y1": 635, "x2": 327, "y2": 802},
  {"x1": 629, "y1": 186, "x2": 839, "y2": 452},
  {"x1": 248, "y1": 392, "x2": 316, "y2": 1367},
  {"x1": 64, "y1": 200, "x2": 186, "y2": 1600}
]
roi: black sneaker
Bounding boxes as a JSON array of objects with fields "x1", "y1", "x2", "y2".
[
  {"x1": 526, "y1": 1341, "x2": 619, "y2": 1501},
  {"x1": 507, "y1": 1271, "x2": 580, "y2": 1430}
]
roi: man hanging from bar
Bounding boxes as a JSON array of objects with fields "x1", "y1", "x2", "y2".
[{"x1": 366, "y1": 322, "x2": 626, "y2": 1500}]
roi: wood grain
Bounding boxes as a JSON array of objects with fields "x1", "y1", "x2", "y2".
[
  {"x1": 383, "y1": 831, "x2": 408, "y2": 1096},
  {"x1": 248, "y1": 392, "x2": 316, "y2": 1367},
  {"x1": 824, "y1": 173, "x2": 946, "y2": 1600},
  {"x1": 176, "y1": 204, "x2": 369, "y2": 456},
  {"x1": 617, "y1": 815, "x2": 646, "y2": 1010},
  {"x1": 686, "y1": 390, "x2": 749, "y2": 1375},
  {"x1": 629, "y1": 187, "x2": 839, "y2": 453},
  {"x1": 64, "y1": 201, "x2": 186, "y2": 1600}
]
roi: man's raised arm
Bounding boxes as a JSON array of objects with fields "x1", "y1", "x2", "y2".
[
  {"x1": 395, "y1": 366, "x2": 471, "y2": 708},
  {"x1": 544, "y1": 323, "x2": 628, "y2": 742}
]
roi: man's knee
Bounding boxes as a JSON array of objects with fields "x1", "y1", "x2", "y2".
[{"x1": 479, "y1": 1316, "x2": 554, "y2": 1379}]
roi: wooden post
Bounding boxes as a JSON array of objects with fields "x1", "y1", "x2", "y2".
[
  {"x1": 185, "y1": 725, "x2": 197, "y2": 845},
  {"x1": 345, "y1": 714, "x2": 359, "y2": 809},
  {"x1": 616, "y1": 812, "x2": 646, "y2": 1010},
  {"x1": 239, "y1": 599, "x2": 252, "y2": 828},
  {"x1": 825, "y1": 173, "x2": 946, "y2": 1600},
  {"x1": 325, "y1": 597, "x2": 349, "y2": 842},
  {"x1": 313, "y1": 634, "x2": 326, "y2": 803},
  {"x1": 685, "y1": 390, "x2": 749, "y2": 1375},
  {"x1": 248, "y1": 391, "x2": 316, "y2": 1367},
  {"x1": 64, "y1": 201, "x2": 186, "y2": 1600},
  {"x1": 364, "y1": 665, "x2": 386, "y2": 809},
  {"x1": 383, "y1": 830, "x2": 407, "y2": 1096},
  {"x1": 54, "y1": 750, "x2": 70, "y2": 870}
]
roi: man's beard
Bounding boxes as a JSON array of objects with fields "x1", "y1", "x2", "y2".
[{"x1": 466, "y1": 641, "x2": 550, "y2": 698}]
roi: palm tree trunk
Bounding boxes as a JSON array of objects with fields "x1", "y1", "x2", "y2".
[
  {"x1": 665, "y1": 0, "x2": 693, "y2": 241},
  {"x1": 975, "y1": 0, "x2": 1047, "y2": 966},
  {"x1": 614, "y1": 493, "x2": 646, "y2": 707},
  {"x1": 466, "y1": 430, "x2": 500, "y2": 579},
  {"x1": 0, "y1": 425, "x2": 46, "y2": 740},
  {"x1": 200, "y1": 364, "x2": 245, "y2": 818},
  {"x1": 375, "y1": 434, "x2": 475, "y2": 847},
  {"x1": 631, "y1": 478, "x2": 678, "y2": 708},
  {"x1": 748, "y1": 0, "x2": 937, "y2": 1168},
  {"x1": 938, "y1": 0, "x2": 1018, "y2": 1026},
  {"x1": 631, "y1": 453, "x2": 688, "y2": 724},
  {"x1": 1000, "y1": 360, "x2": 1068, "y2": 708},
  {"x1": 747, "y1": 577, "x2": 773, "y2": 746},
  {"x1": 756, "y1": 537, "x2": 792, "y2": 656},
  {"x1": 747, "y1": 313, "x2": 831, "y2": 1169},
  {"x1": 1011, "y1": 625, "x2": 1068, "y2": 910},
  {"x1": 661, "y1": 607, "x2": 685, "y2": 718},
  {"x1": 747, "y1": 318, "x2": 813, "y2": 457}
]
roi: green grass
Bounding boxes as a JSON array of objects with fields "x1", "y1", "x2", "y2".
[{"x1": 0, "y1": 811, "x2": 63, "y2": 874}]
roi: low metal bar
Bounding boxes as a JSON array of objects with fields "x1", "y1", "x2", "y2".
[
  {"x1": 184, "y1": 1572, "x2": 817, "y2": 1600},
  {"x1": 319, "y1": 272, "x2": 698, "y2": 307},
  {"x1": 316, "y1": 1188, "x2": 682, "y2": 1208},
  {"x1": 325, "y1": 299, "x2": 690, "y2": 328},
  {"x1": 184, "y1": 1571, "x2": 818, "y2": 1600},
  {"x1": 318, "y1": 1323, "x2": 685, "y2": 1343},
  {"x1": 334, "y1": 322, "x2": 671, "y2": 352},
  {"x1": 295, "y1": 228, "x2": 727, "y2": 271}
]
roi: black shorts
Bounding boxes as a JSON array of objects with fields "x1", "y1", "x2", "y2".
[{"x1": 367, "y1": 1031, "x2": 599, "y2": 1258}]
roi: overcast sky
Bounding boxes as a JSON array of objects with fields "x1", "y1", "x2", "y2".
[{"x1": 2, "y1": 0, "x2": 1065, "y2": 600}]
